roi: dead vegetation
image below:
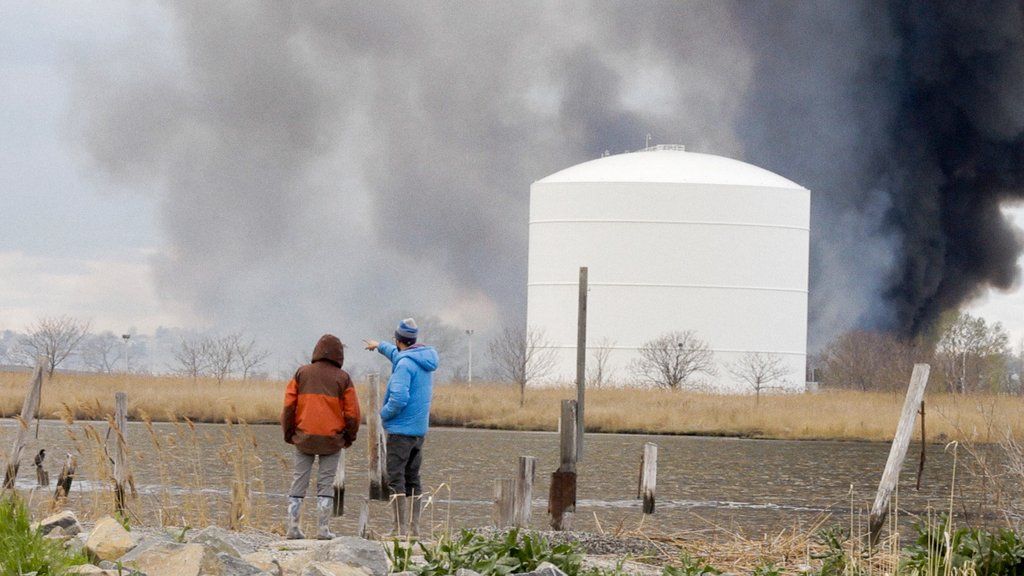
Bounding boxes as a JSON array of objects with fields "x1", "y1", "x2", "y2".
[{"x1": 3, "y1": 371, "x2": 1024, "y2": 442}]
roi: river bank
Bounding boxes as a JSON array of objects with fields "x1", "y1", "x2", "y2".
[
  {"x1": 12, "y1": 505, "x2": 896, "y2": 576},
  {"x1": 1, "y1": 371, "x2": 1018, "y2": 442}
]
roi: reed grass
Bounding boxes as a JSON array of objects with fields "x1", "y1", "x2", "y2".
[{"x1": 2, "y1": 372, "x2": 1022, "y2": 442}]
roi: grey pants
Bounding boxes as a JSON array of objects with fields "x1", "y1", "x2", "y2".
[
  {"x1": 288, "y1": 448, "x2": 341, "y2": 499},
  {"x1": 386, "y1": 434, "x2": 424, "y2": 496}
]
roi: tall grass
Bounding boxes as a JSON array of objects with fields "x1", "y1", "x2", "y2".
[{"x1": 4, "y1": 372, "x2": 1023, "y2": 442}]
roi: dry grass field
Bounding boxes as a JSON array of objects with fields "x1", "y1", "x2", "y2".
[{"x1": 1, "y1": 370, "x2": 1020, "y2": 442}]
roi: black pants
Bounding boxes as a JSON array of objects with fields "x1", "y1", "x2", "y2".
[{"x1": 386, "y1": 434, "x2": 424, "y2": 496}]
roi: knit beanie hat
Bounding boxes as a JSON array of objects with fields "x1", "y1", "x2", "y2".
[{"x1": 395, "y1": 318, "x2": 419, "y2": 341}]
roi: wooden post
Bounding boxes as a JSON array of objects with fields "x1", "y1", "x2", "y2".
[
  {"x1": 512, "y1": 456, "x2": 536, "y2": 527},
  {"x1": 576, "y1": 267, "x2": 588, "y2": 461},
  {"x1": 112, "y1": 392, "x2": 131, "y2": 514},
  {"x1": 54, "y1": 453, "x2": 76, "y2": 501},
  {"x1": 638, "y1": 442, "x2": 658, "y2": 514},
  {"x1": 367, "y1": 374, "x2": 388, "y2": 500},
  {"x1": 916, "y1": 401, "x2": 926, "y2": 491},
  {"x1": 549, "y1": 400, "x2": 577, "y2": 530},
  {"x1": 869, "y1": 363, "x2": 930, "y2": 545},
  {"x1": 357, "y1": 498, "x2": 370, "y2": 538},
  {"x1": 333, "y1": 448, "x2": 346, "y2": 516},
  {"x1": 35, "y1": 449, "x2": 49, "y2": 487},
  {"x1": 493, "y1": 479, "x2": 514, "y2": 527},
  {"x1": 3, "y1": 364, "x2": 44, "y2": 490}
]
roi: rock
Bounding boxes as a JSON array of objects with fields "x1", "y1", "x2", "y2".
[
  {"x1": 34, "y1": 510, "x2": 83, "y2": 536},
  {"x1": 189, "y1": 526, "x2": 256, "y2": 557},
  {"x1": 120, "y1": 541, "x2": 206, "y2": 576},
  {"x1": 45, "y1": 526, "x2": 66, "y2": 540},
  {"x1": 300, "y1": 562, "x2": 370, "y2": 576},
  {"x1": 514, "y1": 562, "x2": 568, "y2": 576},
  {"x1": 67, "y1": 565, "x2": 106, "y2": 575},
  {"x1": 86, "y1": 516, "x2": 135, "y2": 562},
  {"x1": 455, "y1": 570, "x2": 482, "y2": 576},
  {"x1": 314, "y1": 537, "x2": 387, "y2": 576},
  {"x1": 205, "y1": 552, "x2": 272, "y2": 576},
  {"x1": 97, "y1": 561, "x2": 117, "y2": 570}
]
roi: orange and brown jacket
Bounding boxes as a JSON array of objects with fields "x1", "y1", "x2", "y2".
[{"x1": 281, "y1": 334, "x2": 360, "y2": 455}]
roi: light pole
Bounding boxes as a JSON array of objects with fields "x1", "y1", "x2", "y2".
[
  {"x1": 465, "y1": 329, "x2": 474, "y2": 383},
  {"x1": 121, "y1": 334, "x2": 130, "y2": 377}
]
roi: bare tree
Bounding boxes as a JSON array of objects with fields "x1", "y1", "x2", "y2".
[
  {"x1": 629, "y1": 330, "x2": 716, "y2": 389},
  {"x1": 818, "y1": 330, "x2": 919, "y2": 392},
  {"x1": 81, "y1": 332, "x2": 122, "y2": 374},
  {"x1": 15, "y1": 316, "x2": 91, "y2": 376},
  {"x1": 206, "y1": 335, "x2": 239, "y2": 384},
  {"x1": 233, "y1": 335, "x2": 271, "y2": 380},
  {"x1": 488, "y1": 325, "x2": 558, "y2": 407},
  {"x1": 587, "y1": 337, "x2": 616, "y2": 388},
  {"x1": 172, "y1": 337, "x2": 213, "y2": 380},
  {"x1": 728, "y1": 352, "x2": 792, "y2": 404},
  {"x1": 936, "y1": 311, "x2": 1009, "y2": 393}
]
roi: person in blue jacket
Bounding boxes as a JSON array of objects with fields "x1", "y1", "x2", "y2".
[{"x1": 362, "y1": 317, "x2": 439, "y2": 537}]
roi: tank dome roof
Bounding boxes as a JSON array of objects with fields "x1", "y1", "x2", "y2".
[{"x1": 536, "y1": 147, "x2": 806, "y2": 190}]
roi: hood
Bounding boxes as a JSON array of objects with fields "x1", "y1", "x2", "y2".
[
  {"x1": 398, "y1": 345, "x2": 438, "y2": 372},
  {"x1": 311, "y1": 334, "x2": 345, "y2": 367}
]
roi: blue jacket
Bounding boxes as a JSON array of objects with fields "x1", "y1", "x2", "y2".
[{"x1": 376, "y1": 342, "x2": 439, "y2": 436}]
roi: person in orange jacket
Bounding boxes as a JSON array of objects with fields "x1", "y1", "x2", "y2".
[{"x1": 281, "y1": 334, "x2": 360, "y2": 539}]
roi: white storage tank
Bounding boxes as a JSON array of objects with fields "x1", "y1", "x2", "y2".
[{"x1": 526, "y1": 146, "x2": 809, "y2": 392}]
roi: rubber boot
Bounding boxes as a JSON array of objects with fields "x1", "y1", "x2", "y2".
[
  {"x1": 316, "y1": 496, "x2": 336, "y2": 540},
  {"x1": 410, "y1": 492, "x2": 423, "y2": 539},
  {"x1": 390, "y1": 494, "x2": 408, "y2": 537},
  {"x1": 286, "y1": 497, "x2": 305, "y2": 540}
]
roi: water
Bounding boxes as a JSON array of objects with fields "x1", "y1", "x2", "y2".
[{"x1": 1, "y1": 419, "x2": 983, "y2": 536}]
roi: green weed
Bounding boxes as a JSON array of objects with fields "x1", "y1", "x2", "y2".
[{"x1": 0, "y1": 495, "x2": 88, "y2": 576}]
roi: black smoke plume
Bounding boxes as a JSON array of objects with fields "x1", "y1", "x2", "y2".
[{"x1": 883, "y1": 0, "x2": 1024, "y2": 336}]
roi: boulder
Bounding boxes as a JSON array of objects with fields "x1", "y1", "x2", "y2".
[
  {"x1": 67, "y1": 564, "x2": 106, "y2": 575},
  {"x1": 514, "y1": 562, "x2": 568, "y2": 576},
  {"x1": 189, "y1": 526, "x2": 256, "y2": 557},
  {"x1": 85, "y1": 517, "x2": 135, "y2": 562},
  {"x1": 300, "y1": 562, "x2": 371, "y2": 576},
  {"x1": 314, "y1": 537, "x2": 387, "y2": 576},
  {"x1": 204, "y1": 552, "x2": 272, "y2": 576},
  {"x1": 120, "y1": 541, "x2": 206, "y2": 576},
  {"x1": 34, "y1": 510, "x2": 83, "y2": 536}
]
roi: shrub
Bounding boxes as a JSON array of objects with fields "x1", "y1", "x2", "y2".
[{"x1": 388, "y1": 529, "x2": 582, "y2": 576}]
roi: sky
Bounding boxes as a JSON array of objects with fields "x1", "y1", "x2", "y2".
[{"x1": 1, "y1": 1, "x2": 1023, "y2": 372}]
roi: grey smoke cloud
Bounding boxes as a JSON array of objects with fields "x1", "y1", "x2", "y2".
[{"x1": 68, "y1": 1, "x2": 1024, "y2": 367}]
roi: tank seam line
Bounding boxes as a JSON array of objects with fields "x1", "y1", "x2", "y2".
[
  {"x1": 527, "y1": 282, "x2": 807, "y2": 294},
  {"x1": 529, "y1": 219, "x2": 809, "y2": 231}
]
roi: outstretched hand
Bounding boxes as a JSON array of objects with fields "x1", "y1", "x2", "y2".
[{"x1": 362, "y1": 339, "x2": 379, "y2": 351}]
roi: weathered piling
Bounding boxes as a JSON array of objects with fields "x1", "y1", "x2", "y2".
[
  {"x1": 638, "y1": 442, "x2": 658, "y2": 514},
  {"x1": 576, "y1": 266, "x2": 588, "y2": 461},
  {"x1": 869, "y1": 363, "x2": 930, "y2": 545},
  {"x1": 3, "y1": 364, "x2": 44, "y2": 490},
  {"x1": 35, "y1": 449, "x2": 49, "y2": 487},
  {"x1": 333, "y1": 448, "x2": 346, "y2": 516},
  {"x1": 367, "y1": 374, "x2": 388, "y2": 501},
  {"x1": 494, "y1": 478, "x2": 514, "y2": 527},
  {"x1": 112, "y1": 392, "x2": 132, "y2": 514},
  {"x1": 513, "y1": 456, "x2": 536, "y2": 528},
  {"x1": 357, "y1": 498, "x2": 370, "y2": 538},
  {"x1": 54, "y1": 453, "x2": 76, "y2": 501},
  {"x1": 549, "y1": 400, "x2": 578, "y2": 530}
]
